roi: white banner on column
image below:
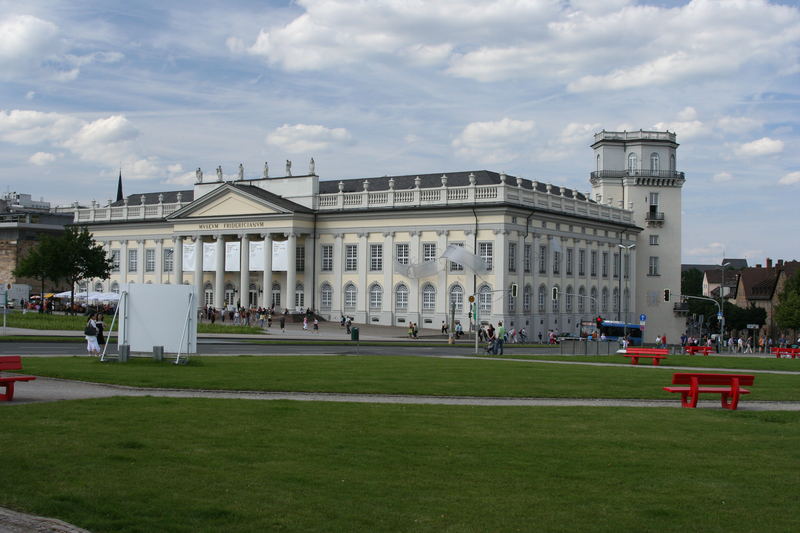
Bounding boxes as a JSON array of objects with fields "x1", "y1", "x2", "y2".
[
  {"x1": 250, "y1": 241, "x2": 264, "y2": 271},
  {"x1": 272, "y1": 240, "x2": 288, "y2": 271},
  {"x1": 203, "y1": 242, "x2": 215, "y2": 271},
  {"x1": 225, "y1": 241, "x2": 240, "y2": 272},
  {"x1": 182, "y1": 242, "x2": 196, "y2": 272}
]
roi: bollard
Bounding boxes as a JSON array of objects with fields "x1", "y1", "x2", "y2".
[
  {"x1": 119, "y1": 344, "x2": 130, "y2": 363},
  {"x1": 153, "y1": 346, "x2": 164, "y2": 362}
]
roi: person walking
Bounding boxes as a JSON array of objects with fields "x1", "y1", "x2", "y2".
[
  {"x1": 494, "y1": 321, "x2": 506, "y2": 355},
  {"x1": 303, "y1": 315, "x2": 309, "y2": 332},
  {"x1": 313, "y1": 318, "x2": 319, "y2": 333},
  {"x1": 279, "y1": 315, "x2": 286, "y2": 333},
  {"x1": 84, "y1": 314, "x2": 101, "y2": 357},
  {"x1": 95, "y1": 313, "x2": 106, "y2": 348}
]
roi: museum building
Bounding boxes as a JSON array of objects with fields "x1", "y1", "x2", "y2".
[{"x1": 74, "y1": 130, "x2": 686, "y2": 341}]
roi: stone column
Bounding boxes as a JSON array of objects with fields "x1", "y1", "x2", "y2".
[
  {"x1": 303, "y1": 233, "x2": 313, "y2": 311},
  {"x1": 494, "y1": 229, "x2": 508, "y2": 323},
  {"x1": 120, "y1": 240, "x2": 129, "y2": 284},
  {"x1": 436, "y1": 230, "x2": 448, "y2": 315},
  {"x1": 239, "y1": 233, "x2": 250, "y2": 308},
  {"x1": 464, "y1": 230, "x2": 476, "y2": 299},
  {"x1": 286, "y1": 232, "x2": 297, "y2": 312},
  {"x1": 333, "y1": 233, "x2": 343, "y2": 314},
  {"x1": 174, "y1": 236, "x2": 183, "y2": 285},
  {"x1": 409, "y1": 231, "x2": 421, "y2": 319},
  {"x1": 155, "y1": 239, "x2": 164, "y2": 284},
  {"x1": 193, "y1": 235, "x2": 203, "y2": 305},
  {"x1": 261, "y1": 233, "x2": 273, "y2": 308},
  {"x1": 358, "y1": 232, "x2": 368, "y2": 320},
  {"x1": 383, "y1": 232, "x2": 394, "y2": 317},
  {"x1": 137, "y1": 239, "x2": 145, "y2": 284},
  {"x1": 215, "y1": 235, "x2": 225, "y2": 310}
]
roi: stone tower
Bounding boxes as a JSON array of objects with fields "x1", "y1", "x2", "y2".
[{"x1": 590, "y1": 130, "x2": 685, "y2": 343}]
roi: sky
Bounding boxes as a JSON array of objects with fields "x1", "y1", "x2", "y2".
[{"x1": 0, "y1": 0, "x2": 798, "y2": 265}]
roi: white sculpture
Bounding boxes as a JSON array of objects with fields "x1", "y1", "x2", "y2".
[
  {"x1": 195, "y1": 167, "x2": 203, "y2": 183},
  {"x1": 286, "y1": 160, "x2": 292, "y2": 176},
  {"x1": 216, "y1": 166, "x2": 223, "y2": 181},
  {"x1": 238, "y1": 163, "x2": 244, "y2": 180},
  {"x1": 263, "y1": 162, "x2": 269, "y2": 179},
  {"x1": 309, "y1": 157, "x2": 315, "y2": 175}
]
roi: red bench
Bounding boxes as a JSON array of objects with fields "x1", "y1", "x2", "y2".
[
  {"x1": 623, "y1": 348, "x2": 669, "y2": 366},
  {"x1": 771, "y1": 347, "x2": 800, "y2": 359},
  {"x1": 663, "y1": 373, "x2": 754, "y2": 410},
  {"x1": 0, "y1": 356, "x2": 36, "y2": 401},
  {"x1": 685, "y1": 345, "x2": 713, "y2": 356}
]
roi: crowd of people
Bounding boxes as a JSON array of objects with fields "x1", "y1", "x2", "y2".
[{"x1": 679, "y1": 333, "x2": 800, "y2": 352}]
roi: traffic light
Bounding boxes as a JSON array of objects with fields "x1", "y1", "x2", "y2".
[
  {"x1": 511, "y1": 283, "x2": 518, "y2": 298},
  {"x1": 663, "y1": 288, "x2": 671, "y2": 302},
  {"x1": 552, "y1": 286, "x2": 559, "y2": 301},
  {"x1": 595, "y1": 316, "x2": 603, "y2": 328}
]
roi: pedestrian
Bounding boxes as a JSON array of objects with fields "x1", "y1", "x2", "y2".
[
  {"x1": 441, "y1": 321, "x2": 447, "y2": 335},
  {"x1": 538, "y1": 332, "x2": 543, "y2": 343},
  {"x1": 279, "y1": 315, "x2": 286, "y2": 333},
  {"x1": 313, "y1": 318, "x2": 319, "y2": 333},
  {"x1": 303, "y1": 315, "x2": 309, "y2": 332},
  {"x1": 95, "y1": 313, "x2": 106, "y2": 347},
  {"x1": 494, "y1": 321, "x2": 506, "y2": 355},
  {"x1": 267, "y1": 313, "x2": 272, "y2": 328},
  {"x1": 408, "y1": 323, "x2": 414, "y2": 339},
  {"x1": 84, "y1": 314, "x2": 101, "y2": 356},
  {"x1": 346, "y1": 317, "x2": 352, "y2": 335}
]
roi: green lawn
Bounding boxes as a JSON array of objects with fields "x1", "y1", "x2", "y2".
[
  {"x1": 1, "y1": 398, "x2": 799, "y2": 533},
  {"x1": 17, "y1": 355, "x2": 800, "y2": 401}
]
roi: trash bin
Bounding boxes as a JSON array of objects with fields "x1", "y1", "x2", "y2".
[
  {"x1": 153, "y1": 346, "x2": 164, "y2": 362},
  {"x1": 351, "y1": 327, "x2": 359, "y2": 341},
  {"x1": 119, "y1": 344, "x2": 130, "y2": 363}
]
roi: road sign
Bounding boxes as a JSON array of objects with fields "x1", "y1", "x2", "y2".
[
  {"x1": 717, "y1": 312, "x2": 723, "y2": 320},
  {"x1": 747, "y1": 324, "x2": 759, "y2": 329},
  {"x1": 639, "y1": 314, "x2": 647, "y2": 322}
]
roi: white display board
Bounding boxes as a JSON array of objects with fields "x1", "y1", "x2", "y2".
[
  {"x1": 182, "y1": 239, "x2": 289, "y2": 272},
  {"x1": 119, "y1": 283, "x2": 197, "y2": 354}
]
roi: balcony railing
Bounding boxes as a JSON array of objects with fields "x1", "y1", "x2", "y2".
[
  {"x1": 645, "y1": 211, "x2": 665, "y2": 221},
  {"x1": 594, "y1": 130, "x2": 677, "y2": 142},
  {"x1": 590, "y1": 169, "x2": 685, "y2": 180}
]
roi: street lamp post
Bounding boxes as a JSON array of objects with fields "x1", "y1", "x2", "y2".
[
  {"x1": 617, "y1": 244, "x2": 635, "y2": 337},
  {"x1": 719, "y1": 262, "x2": 730, "y2": 351}
]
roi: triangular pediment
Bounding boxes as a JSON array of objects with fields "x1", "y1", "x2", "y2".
[{"x1": 168, "y1": 184, "x2": 293, "y2": 220}]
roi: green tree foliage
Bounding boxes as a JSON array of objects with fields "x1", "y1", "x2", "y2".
[
  {"x1": 681, "y1": 268, "x2": 704, "y2": 297},
  {"x1": 775, "y1": 271, "x2": 800, "y2": 330},
  {"x1": 13, "y1": 235, "x2": 63, "y2": 305}
]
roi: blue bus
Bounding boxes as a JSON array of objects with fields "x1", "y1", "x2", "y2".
[{"x1": 597, "y1": 320, "x2": 643, "y2": 346}]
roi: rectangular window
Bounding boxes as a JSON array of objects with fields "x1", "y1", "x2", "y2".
[
  {"x1": 449, "y1": 242, "x2": 464, "y2": 272},
  {"x1": 423, "y1": 243, "x2": 437, "y2": 262},
  {"x1": 649, "y1": 192, "x2": 660, "y2": 206},
  {"x1": 552, "y1": 251, "x2": 560, "y2": 275},
  {"x1": 591, "y1": 250, "x2": 598, "y2": 277},
  {"x1": 396, "y1": 243, "x2": 409, "y2": 265},
  {"x1": 128, "y1": 249, "x2": 138, "y2": 272},
  {"x1": 624, "y1": 254, "x2": 630, "y2": 279},
  {"x1": 649, "y1": 234, "x2": 659, "y2": 245},
  {"x1": 566, "y1": 248, "x2": 573, "y2": 276},
  {"x1": 396, "y1": 288, "x2": 408, "y2": 310},
  {"x1": 145, "y1": 249, "x2": 155, "y2": 272},
  {"x1": 613, "y1": 252, "x2": 620, "y2": 279},
  {"x1": 479, "y1": 242, "x2": 493, "y2": 271},
  {"x1": 539, "y1": 245, "x2": 547, "y2": 274},
  {"x1": 524, "y1": 244, "x2": 532, "y2": 273},
  {"x1": 578, "y1": 249, "x2": 586, "y2": 276},
  {"x1": 649, "y1": 256, "x2": 660, "y2": 276},
  {"x1": 163, "y1": 248, "x2": 173, "y2": 273},
  {"x1": 602, "y1": 252, "x2": 609, "y2": 277},
  {"x1": 321, "y1": 245, "x2": 333, "y2": 271},
  {"x1": 345, "y1": 244, "x2": 358, "y2": 271},
  {"x1": 296, "y1": 246, "x2": 305, "y2": 272},
  {"x1": 370, "y1": 244, "x2": 383, "y2": 271},
  {"x1": 321, "y1": 287, "x2": 332, "y2": 309},
  {"x1": 110, "y1": 250, "x2": 120, "y2": 272},
  {"x1": 508, "y1": 242, "x2": 517, "y2": 273}
]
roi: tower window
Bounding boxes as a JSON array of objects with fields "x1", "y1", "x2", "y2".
[
  {"x1": 650, "y1": 152, "x2": 660, "y2": 172},
  {"x1": 627, "y1": 152, "x2": 638, "y2": 171}
]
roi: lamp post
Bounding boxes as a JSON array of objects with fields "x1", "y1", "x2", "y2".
[
  {"x1": 719, "y1": 262, "x2": 730, "y2": 351},
  {"x1": 617, "y1": 244, "x2": 635, "y2": 333}
]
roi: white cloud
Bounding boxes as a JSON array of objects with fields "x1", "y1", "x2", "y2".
[
  {"x1": 559, "y1": 122, "x2": 601, "y2": 145},
  {"x1": 778, "y1": 171, "x2": 800, "y2": 185},
  {"x1": 29, "y1": 151, "x2": 57, "y2": 166},
  {"x1": 736, "y1": 137, "x2": 784, "y2": 157},
  {"x1": 452, "y1": 117, "x2": 535, "y2": 163},
  {"x1": 686, "y1": 242, "x2": 725, "y2": 258},
  {"x1": 716, "y1": 116, "x2": 763, "y2": 133},
  {"x1": 266, "y1": 124, "x2": 352, "y2": 153},
  {"x1": 712, "y1": 171, "x2": 733, "y2": 183}
]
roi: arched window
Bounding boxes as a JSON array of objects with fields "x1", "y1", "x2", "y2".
[
  {"x1": 508, "y1": 283, "x2": 516, "y2": 312},
  {"x1": 204, "y1": 282, "x2": 214, "y2": 307},
  {"x1": 395, "y1": 283, "x2": 409, "y2": 311},
  {"x1": 422, "y1": 283, "x2": 436, "y2": 312},
  {"x1": 590, "y1": 287, "x2": 598, "y2": 313},
  {"x1": 344, "y1": 283, "x2": 357, "y2": 310},
  {"x1": 295, "y1": 283, "x2": 304, "y2": 309},
  {"x1": 523, "y1": 284, "x2": 532, "y2": 312},
  {"x1": 627, "y1": 152, "x2": 638, "y2": 172},
  {"x1": 596, "y1": 154, "x2": 601, "y2": 172},
  {"x1": 225, "y1": 283, "x2": 236, "y2": 307},
  {"x1": 249, "y1": 283, "x2": 258, "y2": 308},
  {"x1": 578, "y1": 286, "x2": 586, "y2": 313},
  {"x1": 650, "y1": 152, "x2": 660, "y2": 172},
  {"x1": 566, "y1": 286, "x2": 574, "y2": 313},
  {"x1": 110, "y1": 282, "x2": 119, "y2": 294},
  {"x1": 78, "y1": 281, "x2": 88, "y2": 293},
  {"x1": 601, "y1": 287, "x2": 609, "y2": 312},
  {"x1": 538, "y1": 285, "x2": 546, "y2": 313},
  {"x1": 478, "y1": 284, "x2": 492, "y2": 314},
  {"x1": 552, "y1": 284, "x2": 560, "y2": 313},
  {"x1": 670, "y1": 154, "x2": 676, "y2": 171},
  {"x1": 369, "y1": 283, "x2": 382, "y2": 310},
  {"x1": 94, "y1": 282, "x2": 103, "y2": 292},
  {"x1": 449, "y1": 284, "x2": 464, "y2": 312},
  {"x1": 613, "y1": 287, "x2": 619, "y2": 313},
  {"x1": 271, "y1": 282, "x2": 281, "y2": 309},
  {"x1": 320, "y1": 283, "x2": 332, "y2": 310}
]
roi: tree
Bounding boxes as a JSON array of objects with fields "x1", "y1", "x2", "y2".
[
  {"x1": 775, "y1": 271, "x2": 800, "y2": 331},
  {"x1": 52, "y1": 227, "x2": 113, "y2": 312},
  {"x1": 13, "y1": 235, "x2": 63, "y2": 312}
]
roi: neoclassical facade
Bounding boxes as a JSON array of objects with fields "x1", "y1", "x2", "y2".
[{"x1": 75, "y1": 130, "x2": 685, "y2": 341}]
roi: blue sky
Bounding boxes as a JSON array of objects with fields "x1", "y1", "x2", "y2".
[{"x1": 0, "y1": 0, "x2": 798, "y2": 265}]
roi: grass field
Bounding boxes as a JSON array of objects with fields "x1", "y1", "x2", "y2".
[
  {"x1": 16, "y1": 355, "x2": 800, "y2": 401},
  {"x1": 3, "y1": 355, "x2": 800, "y2": 532},
  {"x1": 1, "y1": 398, "x2": 799, "y2": 533}
]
